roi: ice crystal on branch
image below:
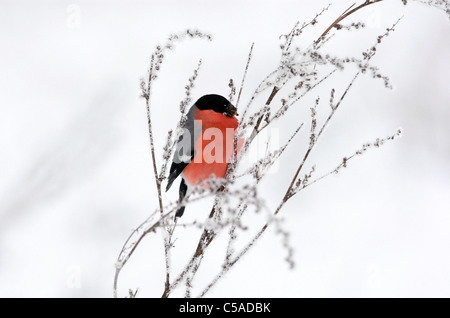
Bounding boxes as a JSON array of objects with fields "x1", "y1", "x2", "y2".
[
  {"x1": 404, "y1": 0, "x2": 450, "y2": 18},
  {"x1": 152, "y1": 29, "x2": 212, "y2": 82}
]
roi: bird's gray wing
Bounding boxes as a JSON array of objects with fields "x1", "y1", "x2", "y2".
[{"x1": 166, "y1": 106, "x2": 202, "y2": 191}]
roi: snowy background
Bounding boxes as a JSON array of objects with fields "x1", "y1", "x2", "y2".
[{"x1": 1, "y1": 0, "x2": 449, "y2": 297}]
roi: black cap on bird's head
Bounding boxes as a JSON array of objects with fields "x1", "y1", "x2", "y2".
[{"x1": 195, "y1": 94, "x2": 238, "y2": 118}]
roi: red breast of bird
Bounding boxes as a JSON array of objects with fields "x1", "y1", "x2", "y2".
[{"x1": 183, "y1": 107, "x2": 244, "y2": 188}]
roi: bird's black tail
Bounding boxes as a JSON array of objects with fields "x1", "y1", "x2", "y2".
[
  {"x1": 166, "y1": 162, "x2": 189, "y2": 192},
  {"x1": 175, "y1": 179, "x2": 188, "y2": 219}
]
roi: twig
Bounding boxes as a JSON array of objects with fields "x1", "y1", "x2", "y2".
[
  {"x1": 236, "y1": 43, "x2": 254, "y2": 109},
  {"x1": 315, "y1": 1, "x2": 384, "y2": 45}
]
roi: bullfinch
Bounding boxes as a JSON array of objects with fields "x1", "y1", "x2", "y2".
[{"x1": 166, "y1": 94, "x2": 240, "y2": 219}]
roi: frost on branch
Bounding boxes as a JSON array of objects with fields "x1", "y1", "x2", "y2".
[{"x1": 403, "y1": 0, "x2": 450, "y2": 18}]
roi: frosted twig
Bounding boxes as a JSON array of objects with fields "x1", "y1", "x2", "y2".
[
  {"x1": 315, "y1": 1, "x2": 383, "y2": 45},
  {"x1": 302, "y1": 128, "x2": 404, "y2": 191},
  {"x1": 228, "y1": 78, "x2": 236, "y2": 103},
  {"x1": 236, "y1": 43, "x2": 254, "y2": 109}
]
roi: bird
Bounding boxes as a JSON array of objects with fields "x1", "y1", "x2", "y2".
[{"x1": 166, "y1": 94, "x2": 242, "y2": 219}]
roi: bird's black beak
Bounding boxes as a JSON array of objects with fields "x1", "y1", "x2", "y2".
[{"x1": 225, "y1": 104, "x2": 238, "y2": 117}]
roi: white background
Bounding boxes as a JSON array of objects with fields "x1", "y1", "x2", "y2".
[{"x1": 0, "y1": 0, "x2": 449, "y2": 297}]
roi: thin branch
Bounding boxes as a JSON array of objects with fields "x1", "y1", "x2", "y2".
[
  {"x1": 144, "y1": 55, "x2": 172, "y2": 294},
  {"x1": 315, "y1": 1, "x2": 384, "y2": 45},
  {"x1": 302, "y1": 128, "x2": 403, "y2": 191},
  {"x1": 236, "y1": 43, "x2": 255, "y2": 109},
  {"x1": 145, "y1": 55, "x2": 164, "y2": 217}
]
